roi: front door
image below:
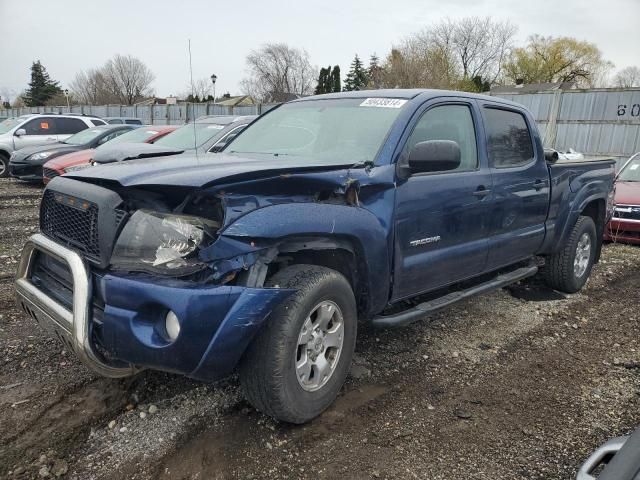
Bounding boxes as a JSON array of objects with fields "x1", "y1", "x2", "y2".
[
  {"x1": 392, "y1": 101, "x2": 493, "y2": 301},
  {"x1": 14, "y1": 116, "x2": 60, "y2": 150}
]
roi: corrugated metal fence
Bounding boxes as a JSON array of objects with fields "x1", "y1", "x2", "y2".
[
  {"x1": 492, "y1": 88, "x2": 640, "y2": 160},
  {"x1": 0, "y1": 102, "x2": 278, "y2": 125}
]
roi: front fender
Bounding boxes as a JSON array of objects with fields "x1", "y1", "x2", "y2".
[{"x1": 219, "y1": 202, "x2": 391, "y2": 314}]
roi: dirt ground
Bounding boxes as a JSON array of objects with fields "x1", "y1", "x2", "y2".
[{"x1": 1, "y1": 176, "x2": 639, "y2": 480}]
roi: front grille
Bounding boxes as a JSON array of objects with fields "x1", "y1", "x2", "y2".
[
  {"x1": 43, "y1": 167, "x2": 61, "y2": 180},
  {"x1": 613, "y1": 205, "x2": 640, "y2": 221},
  {"x1": 40, "y1": 190, "x2": 101, "y2": 262}
]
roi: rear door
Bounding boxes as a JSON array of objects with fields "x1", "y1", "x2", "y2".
[
  {"x1": 480, "y1": 105, "x2": 550, "y2": 269},
  {"x1": 56, "y1": 118, "x2": 88, "y2": 141},
  {"x1": 13, "y1": 116, "x2": 59, "y2": 149},
  {"x1": 392, "y1": 99, "x2": 493, "y2": 300}
]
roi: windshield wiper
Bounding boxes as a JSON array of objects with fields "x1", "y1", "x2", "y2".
[
  {"x1": 229, "y1": 150, "x2": 290, "y2": 157},
  {"x1": 350, "y1": 160, "x2": 375, "y2": 169}
]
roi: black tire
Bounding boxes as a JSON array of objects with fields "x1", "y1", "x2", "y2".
[
  {"x1": 544, "y1": 215, "x2": 597, "y2": 293},
  {"x1": 239, "y1": 264, "x2": 357, "y2": 424},
  {"x1": 0, "y1": 153, "x2": 9, "y2": 178}
]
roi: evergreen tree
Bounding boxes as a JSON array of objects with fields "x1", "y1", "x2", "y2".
[
  {"x1": 343, "y1": 55, "x2": 369, "y2": 91},
  {"x1": 368, "y1": 53, "x2": 383, "y2": 89},
  {"x1": 23, "y1": 60, "x2": 62, "y2": 107},
  {"x1": 330, "y1": 65, "x2": 341, "y2": 92},
  {"x1": 315, "y1": 67, "x2": 331, "y2": 94}
]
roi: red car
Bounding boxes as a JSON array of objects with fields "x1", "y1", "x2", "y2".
[
  {"x1": 42, "y1": 125, "x2": 177, "y2": 184},
  {"x1": 605, "y1": 153, "x2": 640, "y2": 244}
]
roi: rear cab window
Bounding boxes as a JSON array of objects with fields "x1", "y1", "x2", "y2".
[{"x1": 483, "y1": 107, "x2": 534, "y2": 168}]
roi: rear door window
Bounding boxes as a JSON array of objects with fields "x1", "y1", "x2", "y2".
[
  {"x1": 22, "y1": 117, "x2": 58, "y2": 135},
  {"x1": 483, "y1": 108, "x2": 534, "y2": 168},
  {"x1": 57, "y1": 117, "x2": 88, "y2": 134},
  {"x1": 125, "y1": 119, "x2": 142, "y2": 125},
  {"x1": 91, "y1": 119, "x2": 107, "y2": 126}
]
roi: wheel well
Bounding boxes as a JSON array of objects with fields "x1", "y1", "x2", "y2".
[
  {"x1": 580, "y1": 199, "x2": 605, "y2": 262},
  {"x1": 265, "y1": 237, "x2": 369, "y2": 316},
  {"x1": 0, "y1": 149, "x2": 9, "y2": 160}
]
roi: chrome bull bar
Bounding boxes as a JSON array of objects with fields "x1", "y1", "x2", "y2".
[{"x1": 14, "y1": 233, "x2": 137, "y2": 378}]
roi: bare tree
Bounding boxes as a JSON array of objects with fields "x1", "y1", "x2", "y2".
[
  {"x1": 613, "y1": 66, "x2": 640, "y2": 88},
  {"x1": 382, "y1": 36, "x2": 459, "y2": 89},
  {"x1": 240, "y1": 43, "x2": 315, "y2": 102},
  {"x1": 429, "y1": 17, "x2": 517, "y2": 84},
  {"x1": 101, "y1": 54, "x2": 155, "y2": 105},
  {"x1": 180, "y1": 78, "x2": 214, "y2": 101},
  {"x1": 70, "y1": 68, "x2": 110, "y2": 105}
]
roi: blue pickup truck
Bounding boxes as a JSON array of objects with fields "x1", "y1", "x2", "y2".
[{"x1": 15, "y1": 90, "x2": 616, "y2": 423}]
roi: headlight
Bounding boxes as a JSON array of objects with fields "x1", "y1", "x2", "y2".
[
  {"x1": 111, "y1": 210, "x2": 218, "y2": 275},
  {"x1": 30, "y1": 151, "x2": 54, "y2": 161},
  {"x1": 64, "y1": 164, "x2": 91, "y2": 173}
]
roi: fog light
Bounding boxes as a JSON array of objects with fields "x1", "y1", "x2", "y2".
[{"x1": 165, "y1": 311, "x2": 181, "y2": 341}]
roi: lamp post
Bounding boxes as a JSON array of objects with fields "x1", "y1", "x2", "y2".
[
  {"x1": 63, "y1": 89, "x2": 70, "y2": 110},
  {"x1": 210, "y1": 74, "x2": 217, "y2": 104}
]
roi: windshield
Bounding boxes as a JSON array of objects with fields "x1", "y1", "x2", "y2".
[
  {"x1": 619, "y1": 156, "x2": 640, "y2": 182},
  {"x1": 63, "y1": 128, "x2": 104, "y2": 145},
  {"x1": 99, "y1": 127, "x2": 163, "y2": 148},
  {"x1": 154, "y1": 123, "x2": 225, "y2": 150},
  {"x1": 228, "y1": 98, "x2": 406, "y2": 164},
  {"x1": 0, "y1": 117, "x2": 24, "y2": 135}
]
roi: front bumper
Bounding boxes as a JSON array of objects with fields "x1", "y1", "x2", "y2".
[
  {"x1": 15, "y1": 234, "x2": 294, "y2": 382},
  {"x1": 15, "y1": 233, "x2": 136, "y2": 377},
  {"x1": 9, "y1": 161, "x2": 43, "y2": 182},
  {"x1": 605, "y1": 218, "x2": 640, "y2": 244}
]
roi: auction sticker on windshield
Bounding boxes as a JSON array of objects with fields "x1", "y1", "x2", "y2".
[{"x1": 360, "y1": 98, "x2": 408, "y2": 108}]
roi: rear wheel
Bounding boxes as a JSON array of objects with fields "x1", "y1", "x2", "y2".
[
  {"x1": 239, "y1": 265, "x2": 357, "y2": 423},
  {"x1": 544, "y1": 215, "x2": 597, "y2": 293},
  {"x1": 0, "y1": 153, "x2": 9, "y2": 178}
]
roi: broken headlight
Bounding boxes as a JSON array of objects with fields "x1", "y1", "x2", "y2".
[{"x1": 110, "y1": 210, "x2": 217, "y2": 275}]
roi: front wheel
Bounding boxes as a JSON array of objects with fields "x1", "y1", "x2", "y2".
[
  {"x1": 239, "y1": 265, "x2": 357, "y2": 423},
  {"x1": 544, "y1": 215, "x2": 597, "y2": 293},
  {"x1": 0, "y1": 153, "x2": 9, "y2": 178}
]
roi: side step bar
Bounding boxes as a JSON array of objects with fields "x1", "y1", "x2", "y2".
[{"x1": 372, "y1": 265, "x2": 538, "y2": 328}]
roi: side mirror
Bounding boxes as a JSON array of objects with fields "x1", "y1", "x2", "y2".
[
  {"x1": 408, "y1": 140, "x2": 461, "y2": 173},
  {"x1": 14, "y1": 128, "x2": 26, "y2": 137},
  {"x1": 544, "y1": 148, "x2": 559, "y2": 163}
]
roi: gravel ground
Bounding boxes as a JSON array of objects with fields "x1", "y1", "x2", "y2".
[{"x1": 0, "y1": 177, "x2": 639, "y2": 479}]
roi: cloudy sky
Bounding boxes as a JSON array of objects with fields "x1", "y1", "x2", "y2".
[{"x1": 0, "y1": 0, "x2": 638, "y2": 101}]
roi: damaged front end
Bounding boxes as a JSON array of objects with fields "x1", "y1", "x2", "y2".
[{"x1": 18, "y1": 164, "x2": 389, "y2": 381}]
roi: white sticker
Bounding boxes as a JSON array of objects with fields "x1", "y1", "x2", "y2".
[
  {"x1": 207, "y1": 125, "x2": 225, "y2": 130},
  {"x1": 360, "y1": 98, "x2": 408, "y2": 108},
  {"x1": 146, "y1": 130, "x2": 159, "y2": 135},
  {"x1": 630, "y1": 164, "x2": 639, "y2": 170}
]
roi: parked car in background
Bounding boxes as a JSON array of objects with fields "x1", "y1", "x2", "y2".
[
  {"x1": 105, "y1": 117, "x2": 143, "y2": 125},
  {"x1": 42, "y1": 125, "x2": 178, "y2": 183},
  {"x1": 15, "y1": 90, "x2": 615, "y2": 423},
  {"x1": 152, "y1": 115, "x2": 257, "y2": 154},
  {"x1": 605, "y1": 153, "x2": 640, "y2": 244},
  {"x1": 9, "y1": 124, "x2": 136, "y2": 182},
  {"x1": 0, "y1": 113, "x2": 106, "y2": 177}
]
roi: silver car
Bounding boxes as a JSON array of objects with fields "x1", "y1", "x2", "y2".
[{"x1": 0, "y1": 114, "x2": 106, "y2": 177}]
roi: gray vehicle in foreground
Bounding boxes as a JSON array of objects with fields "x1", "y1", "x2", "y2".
[
  {"x1": 0, "y1": 114, "x2": 106, "y2": 177},
  {"x1": 577, "y1": 428, "x2": 640, "y2": 479}
]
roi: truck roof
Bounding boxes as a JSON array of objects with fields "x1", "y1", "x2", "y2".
[{"x1": 294, "y1": 88, "x2": 525, "y2": 109}]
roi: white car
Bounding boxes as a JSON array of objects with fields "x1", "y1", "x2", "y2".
[{"x1": 0, "y1": 114, "x2": 106, "y2": 177}]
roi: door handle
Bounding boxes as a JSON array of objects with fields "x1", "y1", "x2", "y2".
[
  {"x1": 533, "y1": 179, "x2": 546, "y2": 191},
  {"x1": 472, "y1": 186, "x2": 491, "y2": 198},
  {"x1": 46, "y1": 137, "x2": 56, "y2": 141}
]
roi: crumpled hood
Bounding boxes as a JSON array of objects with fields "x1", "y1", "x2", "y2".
[
  {"x1": 615, "y1": 181, "x2": 640, "y2": 205},
  {"x1": 92, "y1": 143, "x2": 184, "y2": 164},
  {"x1": 65, "y1": 152, "x2": 357, "y2": 188},
  {"x1": 11, "y1": 142, "x2": 79, "y2": 163}
]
